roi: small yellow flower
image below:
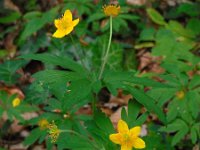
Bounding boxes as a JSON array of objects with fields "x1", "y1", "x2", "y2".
[
  {"x1": 53, "y1": 9, "x2": 79, "y2": 38},
  {"x1": 48, "y1": 121, "x2": 61, "y2": 143},
  {"x1": 176, "y1": 91, "x2": 185, "y2": 100},
  {"x1": 12, "y1": 97, "x2": 21, "y2": 107},
  {"x1": 38, "y1": 119, "x2": 49, "y2": 130},
  {"x1": 109, "y1": 120, "x2": 145, "y2": 150},
  {"x1": 103, "y1": 4, "x2": 120, "y2": 17}
]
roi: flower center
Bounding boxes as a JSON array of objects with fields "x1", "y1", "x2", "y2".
[
  {"x1": 103, "y1": 4, "x2": 120, "y2": 17},
  {"x1": 59, "y1": 19, "x2": 71, "y2": 30},
  {"x1": 123, "y1": 134, "x2": 130, "y2": 142}
]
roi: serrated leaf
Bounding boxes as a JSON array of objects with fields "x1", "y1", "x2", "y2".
[
  {"x1": 172, "y1": 123, "x2": 189, "y2": 146},
  {"x1": 191, "y1": 125, "x2": 198, "y2": 144},
  {"x1": 0, "y1": 60, "x2": 26, "y2": 84},
  {"x1": 85, "y1": 109, "x2": 117, "y2": 150},
  {"x1": 57, "y1": 132, "x2": 95, "y2": 150},
  {"x1": 121, "y1": 107, "x2": 128, "y2": 123},
  {"x1": 177, "y1": 3, "x2": 200, "y2": 17},
  {"x1": 24, "y1": 128, "x2": 43, "y2": 146},
  {"x1": 187, "y1": 91, "x2": 200, "y2": 119},
  {"x1": 104, "y1": 71, "x2": 171, "y2": 88},
  {"x1": 160, "y1": 119, "x2": 187, "y2": 133},
  {"x1": 125, "y1": 86, "x2": 166, "y2": 123},
  {"x1": 62, "y1": 79, "x2": 92, "y2": 112},
  {"x1": 20, "y1": 53, "x2": 87, "y2": 75},
  {"x1": 94, "y1": 109, "x2": 115, "y2": 134},
  {"x1": 189, "y1": 75, "x2": 200, "y2": 89},
  {"x1": 167, "y1": 101, "x2": 179, "y2": 123},
  {"x1": 123, "y1": 99, "x2": 148, "y2": 127},
  {"x1": 187, "y1": 18, "x2": 200, "y2": 36},
  {"x1": 19, "y1": 7, "x2": 59, "y2": 43},
  {"x1": 167, "y1": 20, "x2": 195, "y2": 38},
  {"x1": 33, "y1": 70, "x2": 83, "y2": 85}
]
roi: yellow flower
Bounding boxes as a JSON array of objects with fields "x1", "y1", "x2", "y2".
[
  {"x1": 109, "y1": 120, "x2": 145, "y2": 150},
  {"x1": 176, "y1": 91, "x2": 185, "y2": 100},
  {"x1": 53, "y1": 9, "x2": 79, "y2": 38},
  {"x1": 103, "y1": 4, "x2": 120, "y2": 17},
  {"x1": 38, "y1": 119, "x2": 49, "y2": 130},
  {"x1": 12, "y1": 97, "x2": 21, "y2": 107},
  {"x1": 47, "y1": 121, "x2": 61, "y2": 143}
]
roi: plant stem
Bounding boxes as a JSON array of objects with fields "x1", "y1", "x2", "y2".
[
  {"x1": 69, "y1": 34, "x2": 86, "y2": 68},
  {"x1": 98, "y1": 16, "x2": 113, "y2": 80}
]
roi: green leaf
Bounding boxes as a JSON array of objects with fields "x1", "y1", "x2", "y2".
[
  {"x1": 85, "y1": 109, "x2": 117, "y2": 150},
  {"x1": 121, "y1": 107, "x2": 128, "y2": 123},
  {"x1": 122, "y1": 100, "x2": 148, "y2": 127},
  {"x1": 191, "y1": 125, "x2": 198, "y2": 144},
  {"x1": 167, "y1": 100, "x2": 179, "y2": 123},
  {"x1": 33, "y1": 70, "x2": 83, "y2": 85},
  {"x1": 0, "y1": 106, "x2": 4, "y2": 117},
  {"x1": 161, "y1": 63, "x2": 181, "y2": 79},
  {"x1": 139, "y1": 28, "x2": 155, "y2": 41},
  {"x1": 57, "y1": 131, "x2": 96, "y2": 150},
  {"x1": 0, "y1": 11, "x2": 21, "y2": 23},
  {"x1": 134, "y1": 42, "x2": 154, "y2": 49},
  {"x1": 24, "y1": 128, "x2": 44, "y2": 146},
  {"x1": 104, "y1": 71, "x2": 171, "y2": 89},
  {"x1": 177, "y1": 3, "x2": 200, "y2": 17},
  {"x1": 23, "y1": 11, "x2": 42, "y2": 19},
  {"x1": 94, "y1": 110, "x2": 115, "y2": 134},
  {"x1": 147, "y1": 88, "x2": 176, "y2": 107},
  {"x1": 189, "y1": 75, "x2": 200, "y2": 89},
  {"x1": 167, "y1": 20, "x2": 195, "y2": 38},
  {"x1": 187, "y1": 18, "x2": 200, "y2": 36},
  {"x1": 119, "y1": 14, "x2": 140, "y2": 21},
  {"x1": 19, "y1": 7, "x2": 59, "y2": 43},
  {"x1": 62, "y1": 79, "x2": 92, "y2": 112},
  {"x1": 172, "y1": 126, "x2": 188, "y2": 146},
  {"x1": 87, "y1": 12, "x2": 105, "y2": 22},
  {"x1": 19, "y1": 18, "x2": 45, "y2": 42},
  {"x1": 20, "y1": 53, "x2": 87, "y2": 75},
  {"x1": 123, "y1": 48, "x2": 137, "y2": 70},
  {"x1": 160, "y1": 119, "x2": 188, "y2": 132},
  {"x1": 0, "y1": 60, "x2": 26, "y2": 84},
  {"x1": 187, "y1": 91, "x2": 200, "y2": 119},
  {"x1": 125, "y1": 86, "x2": 166, "y2": 124},
  {"x1": 147, "y1": 8, "x2": 167, "y2": 25}
]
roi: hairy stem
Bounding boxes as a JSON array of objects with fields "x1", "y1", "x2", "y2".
[{"x1": 98, "y1": 16, "x2": 113, "y2": 80}]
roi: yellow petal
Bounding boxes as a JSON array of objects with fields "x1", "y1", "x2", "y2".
[
  {"x1": 54, "y1": 19, "x2": 61, "y2": 28},
  {"x1": 130, "y1": 126, "x2": 141, "y2": 138},
  {"x1": 53, "y1": 27, "x2": 73, "y2": 38},
  {"x1": 12, "y1": 98, "x2": 21, "y2": 107},
  {"x1": 64, "y1": 9, "x2": 72, "y2": 21},
  {"x1": 53, "y1": 29, "x2": 67, "y2": 38},
  {"x1": 109, "y1": 133, "x2": 122, "y2": 144},
  {"x1": 118, "y1": 120, "x2": 129, "y2": 134},
  {"x1": 72, "y1": 18, "x2": 79, "y2": 27},
  {"x1": 64, "y1": 26, "x2": 74, "y2": 35},
  {"x1": 121, "y1": 144, "x2": 132, "y2": 150},
  {"x1": 132, "y1": 138, "x2": 145, "y2": 149}
]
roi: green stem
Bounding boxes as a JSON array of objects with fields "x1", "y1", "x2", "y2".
[
  {"x1": 69, "y1": 34, "x2": 86, "y2": 68},
  {"x1": 98, "y1": 16, "x2": 113, "y2": 80}
]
